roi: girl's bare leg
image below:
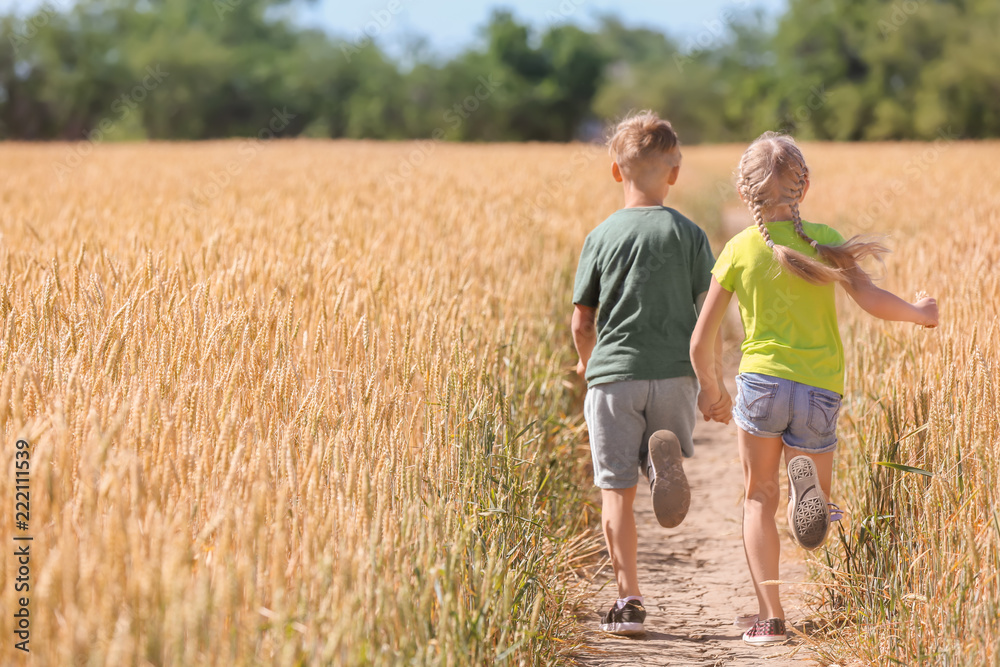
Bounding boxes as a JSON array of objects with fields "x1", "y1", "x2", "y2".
[
  {"x1": 738, "y1": 428, "x2": 785, "y2": 620},
  {"x1": 601, "y1": 486, "x2": 641, "y2": 598}
]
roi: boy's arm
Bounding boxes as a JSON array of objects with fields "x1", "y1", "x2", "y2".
[
  {"x1": 843, "y1": 275, "x2": 938, "y2": 327},
  {"x1": 691, "y1": 278, "x2": 733, "y2": 423},
  {"x1": 572, "y1": 304, "x2": 597, "y2": 377}
]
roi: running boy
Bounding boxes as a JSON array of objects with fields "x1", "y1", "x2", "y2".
[{"x1": 572, "y1": 110, "x2": 729, "y2": 636}]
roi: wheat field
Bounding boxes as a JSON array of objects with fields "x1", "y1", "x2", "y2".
[
  {"x1": 801, "y1": 142, "x2": 1000, "y2": 665},
  {"x1": 0, "y1": 139, "x2": 997, "y2": 665}
]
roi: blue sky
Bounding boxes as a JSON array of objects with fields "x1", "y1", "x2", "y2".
[
  {"x1": 304, "y1": 0, "x2": 788, "y2": 57},
  {"x1": 0, "y1": 0, "x2": 788, "y2": 58}
]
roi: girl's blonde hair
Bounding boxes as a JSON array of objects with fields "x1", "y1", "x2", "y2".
[{"x1": 737, "y1": 132, "x2": 886, "y2": 288}]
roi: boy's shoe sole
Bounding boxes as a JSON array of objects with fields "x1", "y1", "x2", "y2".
[
  {"x1": 647, "y1": 430, "x2": 690, "y2": 528},
  {"x1": 787, "y1": 456, "x2": 829, "y2": 550}
]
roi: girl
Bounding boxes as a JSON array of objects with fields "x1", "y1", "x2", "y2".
[{"x1": 690, "y1": 132, "x2": 938, "y2": 645}]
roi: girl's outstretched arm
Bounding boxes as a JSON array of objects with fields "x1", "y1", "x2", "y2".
[
  {"x1": 691, "y1": 277, "x2": 733, "y2": 423},
  {"x1": 843, "y1": 275, "x2": 939, "y2": 327}
]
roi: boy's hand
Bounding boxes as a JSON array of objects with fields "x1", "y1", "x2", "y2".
[
  {"x1": 576, "y1": 359, "x2": 587, "y2": 378},
  {"x1": 709, "y1": 389, "x2": 732, "y2": 424},
  {"x1": 697, "y1": 387, "x2": 721, "y2": 422},
  {"x1": 914, "y1": 291, "x2": 939, "y2": 328},
  {"x1": 698, "y1": 385, "x2": 732, "y2": 424}
]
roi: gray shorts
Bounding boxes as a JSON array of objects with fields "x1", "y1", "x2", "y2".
[{"x1": 584, "y1": 377, "x2": 699, "y2": 489}]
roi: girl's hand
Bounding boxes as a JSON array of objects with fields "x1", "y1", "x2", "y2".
[
  {"x1": 576, "y1": 359, "x2": 587, "y2": 378},
  {"x1": 698, "y1": 386, "x2": 730, "y2": 422},
  {"x1": 914, "y1": 291, "x2": 939, "y2": 328},
  {"x1": 709, "y1": 390, "x2": 733, "y2": 424}
]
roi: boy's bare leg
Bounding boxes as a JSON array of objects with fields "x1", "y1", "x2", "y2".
[
  {"x1": 601, "y1": 486, "x2": 641, "y2": 598},
  {"x1": 737, "y1": 429, "x2": 784, "y2": 620}
]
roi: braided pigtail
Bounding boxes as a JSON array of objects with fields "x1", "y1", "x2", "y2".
[
  {"x1": 738, "y1": 160, "x2": 775, "y2": 249},
  {"x1": 738, "y1": 132, "x2": 889, "y2": 289},
  {"x1": 750, "y1": 200, "x2": 774, "y2": 248},
  {"x1": 788, "y1": 164, "x2": 815, "y2": 248}
]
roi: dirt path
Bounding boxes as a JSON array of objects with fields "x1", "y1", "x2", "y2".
[{"x1": 574, "y1": 413, "x2": 820, "y2": 666}]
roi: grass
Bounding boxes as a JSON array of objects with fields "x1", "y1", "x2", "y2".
[
  {"x1": 791, "y1": 141, "x2": 1000, "y2": 666},
  {"x1": 0, "y1": 139, "x2": 997, "y2": 664},
  {"x1": 0, "y1": 141, "x2": 612, "y2": 665}
]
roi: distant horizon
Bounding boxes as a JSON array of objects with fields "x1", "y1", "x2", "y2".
[
  {"x1": 0, "y1": 0, "x2": 788, "y2": 62},
  {"x1": 302, "y1": 0, "x2": 788, "y2": 61}
]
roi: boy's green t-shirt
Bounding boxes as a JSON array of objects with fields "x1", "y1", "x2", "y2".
[
  {"x1": 573, "y1": 206, "x2": 715, "y2": 388},
  {"x1": 712, "y1": 221, "x2": 847, "y2": 395}
]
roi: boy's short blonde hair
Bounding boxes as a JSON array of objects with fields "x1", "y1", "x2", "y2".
[{"x1": 607, "y1": 110, "x2": 682, "y2": 172}]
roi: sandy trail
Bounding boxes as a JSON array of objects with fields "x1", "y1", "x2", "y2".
[{"x1": 574, "y1": 411, "x2": 820, "y2": 666}]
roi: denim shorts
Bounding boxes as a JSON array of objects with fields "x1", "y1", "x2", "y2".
[{"x1": 732, "y1": 373, "x2": 841, "y2": 454}]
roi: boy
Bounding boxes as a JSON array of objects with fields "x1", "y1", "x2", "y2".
[{"x1": 572, "y1": 110, "x2": 730, "y2": 635}]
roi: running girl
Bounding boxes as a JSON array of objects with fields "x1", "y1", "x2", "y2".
[{"x1": 689, "y1": 132, "x2": 939, "y2": 646}]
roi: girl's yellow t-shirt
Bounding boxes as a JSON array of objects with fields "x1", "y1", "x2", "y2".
[{"x1": 712, "y1": 220, "x2": 847, "y2": 395}]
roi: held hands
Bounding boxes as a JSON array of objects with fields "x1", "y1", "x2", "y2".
[
  {"x1": 697, "y1": 384, "x2": 732, "y2": 424},
  {"x1": 914, "y1": 291, "x2": 939, "y2": 328}
]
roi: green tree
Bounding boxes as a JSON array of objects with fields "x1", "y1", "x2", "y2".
[{"x1": 2, "y1": 0, "x2": 1000, "y2": 142}]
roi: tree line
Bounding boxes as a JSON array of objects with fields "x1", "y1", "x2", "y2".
[{"x1": 2, "y1": 0, "x2": 998, "y2": 143}]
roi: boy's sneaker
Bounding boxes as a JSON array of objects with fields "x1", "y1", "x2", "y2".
[
  {"x1": 742, "y1": 617, "x2": 787, "y2": 645},
  {"x1": 645, "y1": 430, "x2": 690, "y2": 528},
  {"x1": 598, "y1": 599, "x2": 646, "y2": 636},
  {"x1": 787, "y1": 456, "x2": 830, "y2": 550}
]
